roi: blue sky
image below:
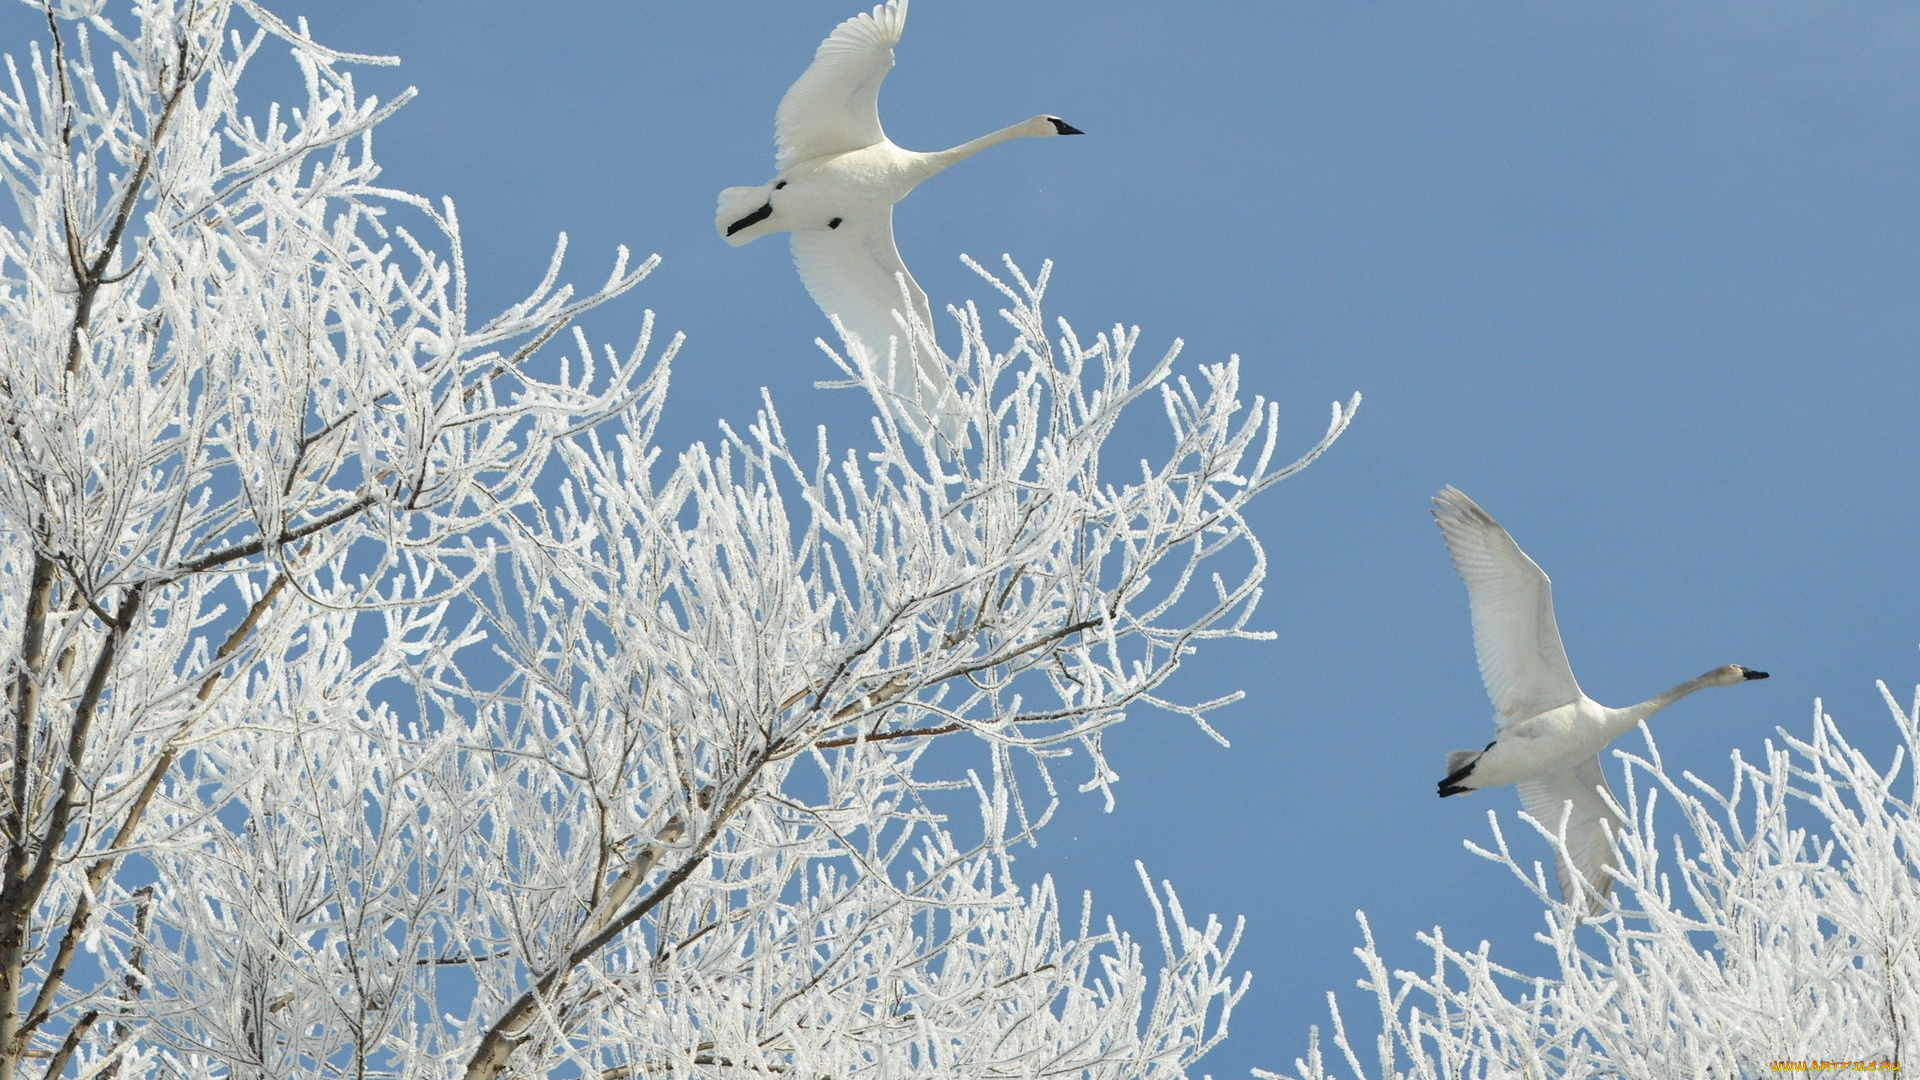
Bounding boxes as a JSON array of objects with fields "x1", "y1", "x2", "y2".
[{"x1": 29, "y1": 0, "x2": 1920, "y2": 1073}]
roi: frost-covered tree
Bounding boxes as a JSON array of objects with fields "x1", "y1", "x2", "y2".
[
  {"x1": 0, "y1": 3, "x2": 1356, "y2": 1077},
  {"x1": 1275, "y1": 689, "x2": 1919, "y2": 1080}
]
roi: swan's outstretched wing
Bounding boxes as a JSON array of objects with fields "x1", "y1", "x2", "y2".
[
  {"x1": 790, "y1": 213, "x2": 965, "y2": 449},
  {"x1": 775, "y1": 0, "x2": 907, "y2": 170},
  {"x1": 1432, "y1": 486, "x2": 1584, "y2": 721},
  {"x1": 1517, "y1": 755, "x2": 1624, "y2": 915}
]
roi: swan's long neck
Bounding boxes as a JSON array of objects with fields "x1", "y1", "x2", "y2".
[
  {"x1": 1604, "y1": 669, "x2": 1726, "y2": 736},
  {"x1": 913, "y1": 121, "x2": 1041, "y2": 180}
]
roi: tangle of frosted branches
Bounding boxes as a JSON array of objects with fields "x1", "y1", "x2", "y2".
[
  {"x1": 0, "y1": 3, "x2": 1358, "y2": 1077},
  {"x1": 1274, "y1": 689, "x2": 1919, "y2": 1080}
]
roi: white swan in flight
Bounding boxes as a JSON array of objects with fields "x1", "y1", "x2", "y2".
[
  {"x1": 1431, "y1": 486, "x2": 1767, "y2": 914},
  {"x1": 716, "y1": 0, "x2": 1081, "y2": 452}
]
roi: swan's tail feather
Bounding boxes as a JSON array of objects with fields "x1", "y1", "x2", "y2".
[
  {"x1": 1439, "y1": 749, "x2": 1482, "y2": 797},
  {"x1": 717, "y1": 183, "x2": 778, "y2": 246}
]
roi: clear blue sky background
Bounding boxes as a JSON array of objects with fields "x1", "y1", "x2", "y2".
[{"x1": 21, "y1": 1, "x2": 1920, "y2": 1074}]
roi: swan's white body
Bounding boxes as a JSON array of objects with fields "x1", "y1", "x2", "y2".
[
  {"x1": 717, "y1": 0, "x2": 1081, "y2": 452},
  {"x1": 1432, "y1": 486, "x2": 1767, "y2": 913}
]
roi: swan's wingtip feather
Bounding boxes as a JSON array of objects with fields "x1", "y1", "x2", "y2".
[
  {"x1": 1430, "y1": 485, "x2": 1503, "y2": 536},
  {"x1": 823, "y1": 0, "x2": 908, "y2": 51},
  {"x1": 1431, "y1": 484, "x2": 1480, "y2": 516}
]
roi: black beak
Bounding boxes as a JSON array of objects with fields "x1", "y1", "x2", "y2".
[
  {"x1": 1742, "y1": 668, "x2": 1770, "y2": 680},
  {"x1": 1049, "y1": 118, "x2": 1084, "y2": 136}
]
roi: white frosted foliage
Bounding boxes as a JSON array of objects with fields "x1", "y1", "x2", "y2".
[
  {"x1": 1272, "y1": 689, "x2": 1920, "y2": 1080},
  {"x1": 0, "y1": 3, "x2": 1355, "y2": 1078}
]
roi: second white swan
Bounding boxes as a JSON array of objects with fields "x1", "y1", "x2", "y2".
[{"x1": 1431, "y1": 486, "x2": 1768, "y2": 914}]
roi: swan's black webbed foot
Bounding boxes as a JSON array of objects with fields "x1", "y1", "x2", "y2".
[
  {"x1": 726, "y1": 202, "x2": 774, "y2": 236},
  {"x1": 1438, "y1": 739, "x2": 1495, "y2": 797}
]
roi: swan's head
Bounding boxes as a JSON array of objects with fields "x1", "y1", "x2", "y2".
[
  {"x1": 1033, "y1": 115, "x2": 1083, "y2": 137},
  {"x1": 1712, "y1": 664, "x2": 1770, "y2": 686}
]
